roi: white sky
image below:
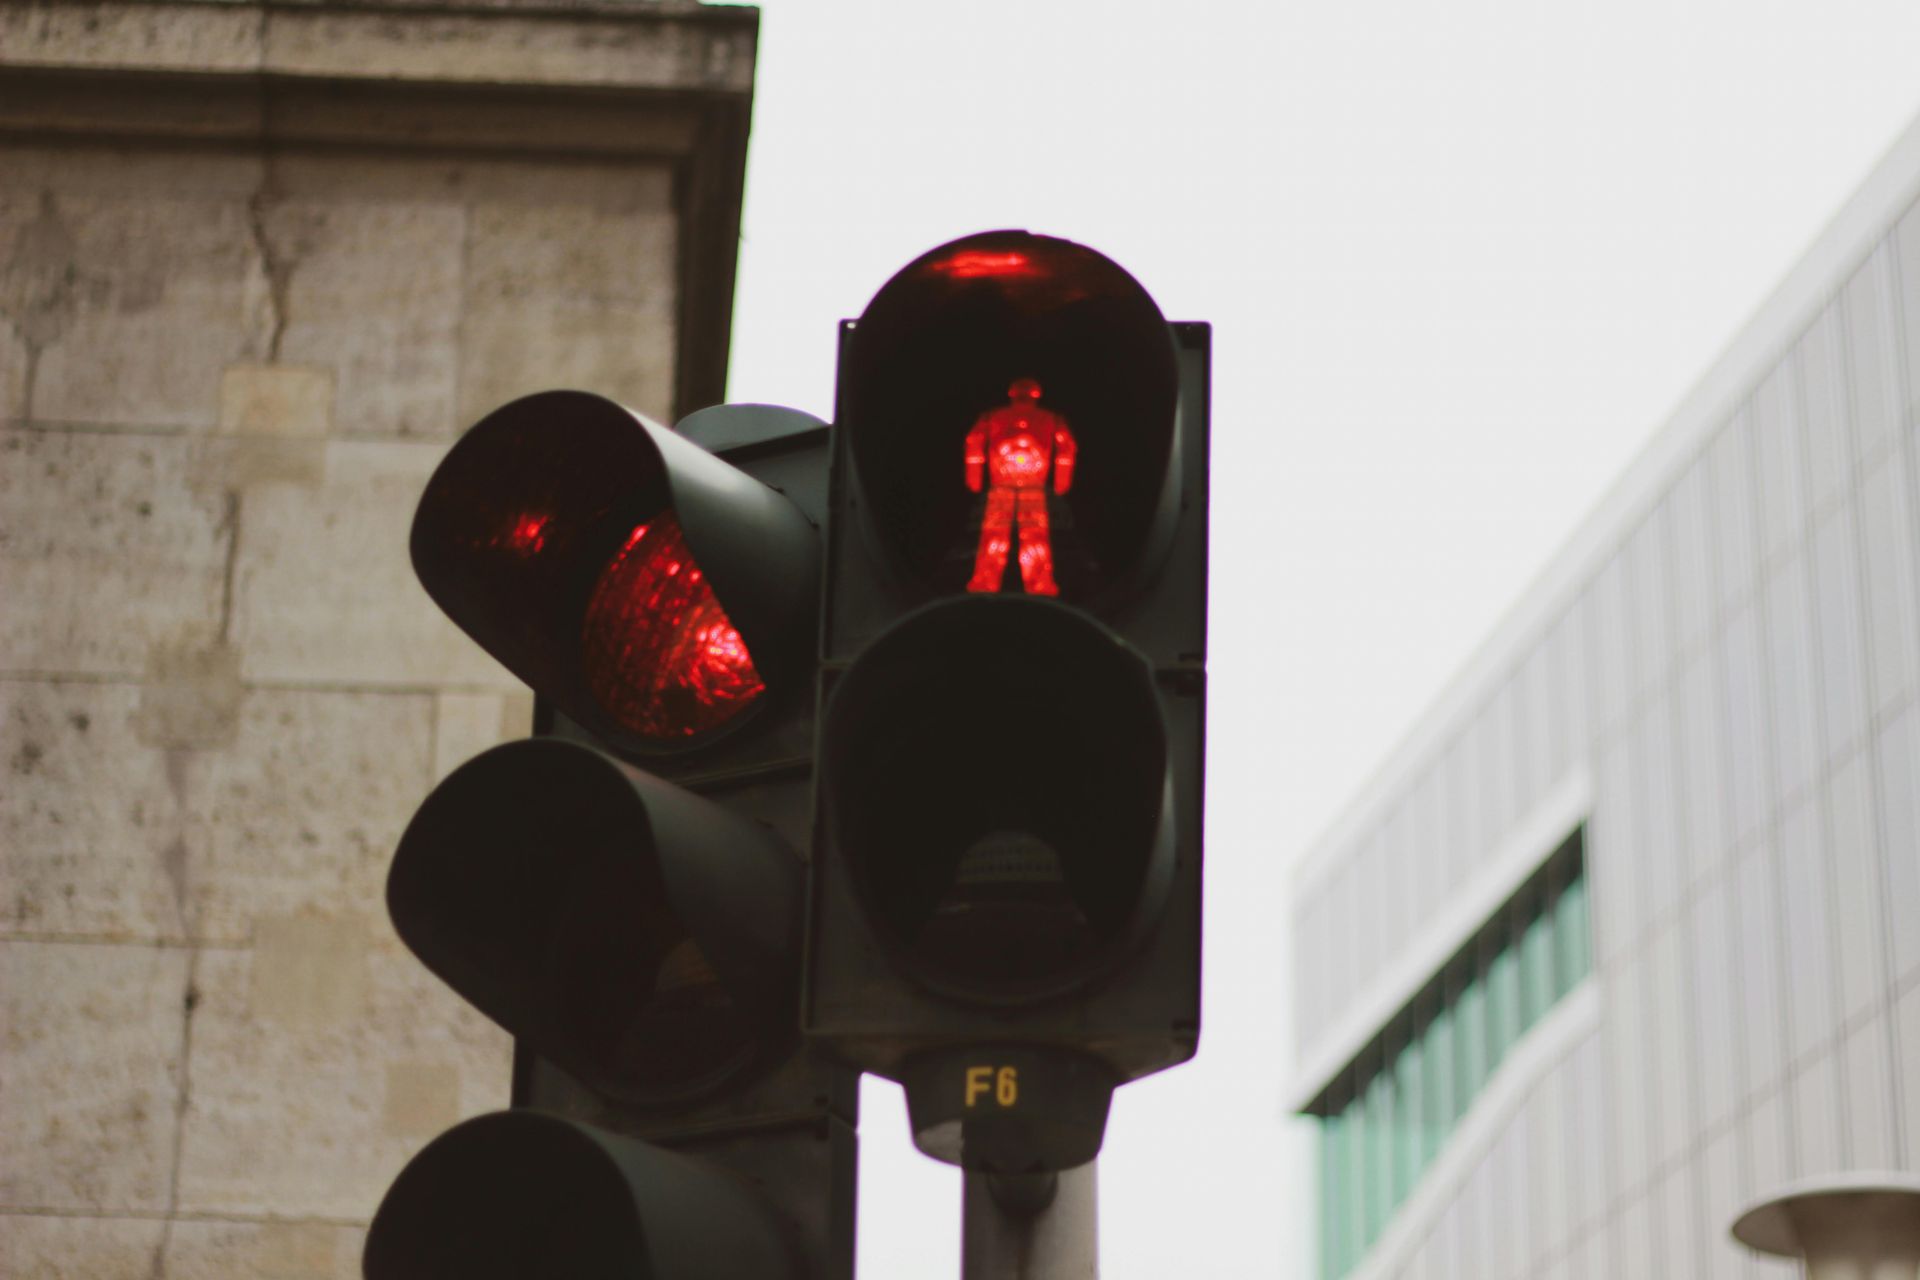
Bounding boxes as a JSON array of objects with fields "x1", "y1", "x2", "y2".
[{"x1": 724, "y1": 3, "x2": 1920, "y2": 1274}]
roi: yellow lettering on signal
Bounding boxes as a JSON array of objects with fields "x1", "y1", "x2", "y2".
[
  {"x1": 965, "y1": 1065, "x2": 994, "y2": 1107},
  {"x1": 997, "y1": 1066, "x2": 1018, "y2": 1107}
]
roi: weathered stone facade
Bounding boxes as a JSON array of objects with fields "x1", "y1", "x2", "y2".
[{"x1": 0, "y1": 3, "x2": 756, "y2": 1273}]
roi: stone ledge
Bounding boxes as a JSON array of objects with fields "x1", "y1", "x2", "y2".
[
  {"x1": 0, "y1": 69, "x2": 707, "y2": 156},
  {"x1": 0, "y1": 0, "x2": 755, "y2": 96}
]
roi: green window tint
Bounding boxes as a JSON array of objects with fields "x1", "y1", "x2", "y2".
[
  {"x1": 1391, "y1": 1035, "x2": 1420, "y2": 1204},
  {"x1": 1519, "y1": 892, "x2": 1555, "y2": 1030},
  {"x1": 1554, "y1": 874, "x2": 1590, "y2": 997},
  {"x1": 1321, "y1": 1109, "x2": 1347, "y2": 1279},
  {"x1": 1311, "y1": 826, "x2": 1588, "y2": 1279},
  {"x1": 1453, "y1": 969, "x2": 1486, "y2": 1117},
  {"x1": 1485, "y1": 939, "x2": 1520, "y2": 1071},
  {"x1": 1341, "y1": 1094, "x2": 1365, "y2": 1273},
  {"x1": 1419, "y1": 1005, "x2": 1452, "y2": 1166},
  {"x1": 1362, "y1": 1068, "x2": 1392, "y2": 1244}
]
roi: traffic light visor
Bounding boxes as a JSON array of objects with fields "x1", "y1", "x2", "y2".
[
  {"x1": 365, "y1": 1111, "x2": 798, "y2": 1280},
  {"x1": 365, "y1": 1112, "x2": 647, "y2": 1279},
  {"x1": 388, "y1": 740, "x2": 801, "y2": 1105},
  {"x1": 412, "y1": 392, "x2": 816, "y2": 752},
  {"x1": 821, "y1": 597, "x2": 1175, "y2": 1003}
]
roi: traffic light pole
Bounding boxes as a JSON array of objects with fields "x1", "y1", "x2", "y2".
[{"x1": 961, "y1": 1162, "x2": 1099, "y2": 1280}]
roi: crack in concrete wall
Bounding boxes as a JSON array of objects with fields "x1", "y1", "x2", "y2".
[
  {"x1": 148, "y1": 947, "x2": 203, "y2": 1280},
  {"x1": 245, "y1": 171, "x2": 291, "y2": 364},
  {"x1": 0, "y1": 191, "x2": 110, "y2": 418}
]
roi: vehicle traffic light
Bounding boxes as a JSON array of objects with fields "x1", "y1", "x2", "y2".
[
  {"x1": 807, "y1": 230, "x2": 1209, "y2": 1175},
  {"x1": 366, "y1": 393, "x2": 855, "y2": 1279}
]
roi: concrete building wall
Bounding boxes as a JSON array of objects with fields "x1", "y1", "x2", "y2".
[
  {"x1": 0, "y1": 4, "x2": 755, "y2": 1274},
  {"x1": 1289, "y1": 114, "x2": 1920, "y2": 1279}
]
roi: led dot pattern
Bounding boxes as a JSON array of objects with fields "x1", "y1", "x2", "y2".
[{"x1": 580, "y1": 510, "x2": 765, "y2": 741}]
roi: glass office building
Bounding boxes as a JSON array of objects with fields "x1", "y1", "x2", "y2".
[{"x1": 1288, "y1": 114, "x2": 1920, "y2": 1279}]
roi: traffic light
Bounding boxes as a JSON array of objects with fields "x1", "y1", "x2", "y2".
[
  {"x1": 367, "y1": 393, "x2": 855, "y2": 1279},
  {"x1": 808, "y1": 230, "x2": 1209, "y2": 1175}
]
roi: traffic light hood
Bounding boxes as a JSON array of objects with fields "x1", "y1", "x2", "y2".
[
  {"x1": 820, "y1": 595, "x2": 1176, "y2": 1005},
  {"x1": 364, "y1": 1110, "x2": 798, "y2": 1279},
  {"x1": 388, "y1": 739, "x2": 802, "y2": 1106}
]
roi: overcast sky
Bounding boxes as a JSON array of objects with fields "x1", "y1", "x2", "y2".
[{"x1": 723, "y1": 3, "x2": 1920, "y2": 1273}]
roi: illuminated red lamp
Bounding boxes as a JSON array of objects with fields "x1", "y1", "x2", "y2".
[
  {"x1": 411, "y1": 390, "x2": 817, "y2": 759},
  {"x1": 839, "y1": 231, "x2": 1179, "y2": 604},
  {"x1": 581, "y1": 511, "x2": 766, "y2": 740}
]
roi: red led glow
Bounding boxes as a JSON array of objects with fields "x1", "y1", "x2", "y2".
[
  {"x1": 481, "y1": 511, "x2": 553, "y2": 558},
  {"x1": 503, "y1": 512, "x2": 550, "y2": 556},
  {"x1": 964, "y1": 380, "x2": 1076, "y2": 597},
  {"x1": 580, "y1": 511, "x2": 765, "y2": 740},
  {"x1": 930, "y1": 249, "x2": 1037, "y2": 279}
]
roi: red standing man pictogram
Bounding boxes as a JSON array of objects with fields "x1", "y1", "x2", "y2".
[{"x1": 964, "y1": 378, "x2": 1077, "y2": 596}]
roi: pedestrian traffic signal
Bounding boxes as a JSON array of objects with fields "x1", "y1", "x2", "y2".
[
  {"x1": 368, "y1": 395, "x2": 854, "y2": 1279},
  {"x1": 808, "y1": 230, "x2": 1209, "y2": 1175}
]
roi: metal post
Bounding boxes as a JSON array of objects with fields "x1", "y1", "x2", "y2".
[
  {"x1": 961, "y1": 1162, "x2": 1098, "y2": 1280},
  {"x1": 1730, "y1": 1173, "x2": 1920, "y2": 1280}
]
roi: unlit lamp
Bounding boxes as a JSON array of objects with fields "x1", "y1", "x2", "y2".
[{"x1": 1731, "y1": 1173, "x2": 1920, "y2": 1279}]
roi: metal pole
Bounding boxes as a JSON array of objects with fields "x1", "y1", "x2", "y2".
[{"x1": 961, "y1": 1162, "x2": 1098, "y2": 1280}]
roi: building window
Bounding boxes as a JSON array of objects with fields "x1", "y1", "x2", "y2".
[{"x1": 1312, "y1": 827, "x2": 1589, "y2": 1279}]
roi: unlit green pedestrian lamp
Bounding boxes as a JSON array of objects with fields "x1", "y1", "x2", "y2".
[{"x1": 1732, "y1": 1173, "x2": 1920, "y2": 1279}]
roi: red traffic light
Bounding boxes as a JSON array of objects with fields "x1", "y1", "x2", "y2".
[
  {"x1": 809, "y1": 232, "x2": 1208, "y2": 1176},
  {"x1": 838, "y1": 230, "x2": 1179, "y2": 607},
  {"x1": 411, "y1": 391, "x2": 816, "y2": 754},
  {"x1": 581, "y1": 510, "x2": 766, "y2": 740}
]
